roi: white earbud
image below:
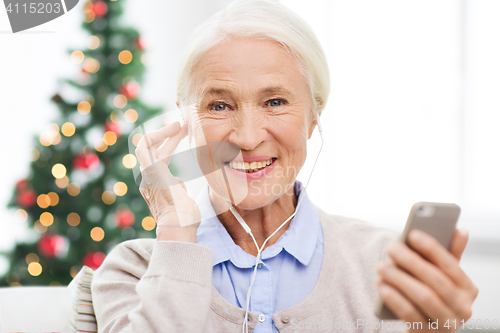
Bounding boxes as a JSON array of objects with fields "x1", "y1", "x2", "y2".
[{"x1": 316, "y1": 113, "x2": 323, "y2": 133}]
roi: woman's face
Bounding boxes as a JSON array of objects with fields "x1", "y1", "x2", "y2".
[{"x1": 189, "y1": 36, "x2": 317, "y2": 210}]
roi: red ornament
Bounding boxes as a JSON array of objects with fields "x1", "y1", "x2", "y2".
[
  {"x1": 104, "y1": 121, "x2": 121, "y2": 137},
  {"x1": 133, "y1": 37, "x2": 146, "y2": 51},
  {"x1": 92, "y1": 1, "x2": 108, "y2": 17},
  {"x1": 15, "y1": 179, "x2": 29, "y2": 191},
  {"x1": 38, "y1": 234, "x2": 66, "y2": 258},
  {"x1": 115, "y1": 209, "x2": 135, "y2": 228},
  {"x1": 82, "y1": 251, "x2": 106, "y2": 270},
  {"x1": 118, "y1": 81, "x2": 140, "y2": 100},
  {"x1": 73, "y1": 153, "x2": 100, "y2": 169},
  {"x1": 17, "y1": 188, "x2": 37, "y2": 208}
]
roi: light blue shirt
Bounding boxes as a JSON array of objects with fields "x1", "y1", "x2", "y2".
[{"x1": 196, "y1": 180, "x2": 324, "y2": 333}]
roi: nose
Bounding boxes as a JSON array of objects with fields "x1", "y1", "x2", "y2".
[{"x1": 228, "y1": 108, "x2": 267, "y2": 150}]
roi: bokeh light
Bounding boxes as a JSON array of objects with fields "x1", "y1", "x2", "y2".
[
  {"x1": 141, "y1": 53, "x2": 150, "y2": 66},
  {"x1": 102, "y1": 190, "x2": 116, "y2": 205},
  {"x1": 83, "y1": 9, "x2": 95, "y2": 23},
  {"x1": 77, "y1": 101, "x2": 91, "y2": 115},
  {"x1": 94, "y1": 138, "x2": 108, "y2": 152},
  {"x1": 90, "y1": 227, "x2": 105, "y2": 242},
  {"x1": 34, "y1": 220, "x2": 47, "y2": 233},
  {"x1": 67, "y1": 212, "x2": 81, "y2": 227},
  {"x1": 25, "y1": 253, "x2": 39, "y2": 264},
  {"x1": 122, "y1": 154, "x2": 137, "y2": 168},
  {"x1": 87, "y1": 35, "x2": 100, "y2": 50},
  {"x1": 48, "y1": 123, "x2": 59, "y2": 132},
  {"x1": 40, "y1": 135, "x2": 51, "y2": 146},
  {"x1": 40, "y1": 212, "x2": 54, "y2": 227},
  {"x1": 28, "y1": 262, "x2": 42, "y2": 276},
  {"x1": 113, "y1": 182, "x2": 127, "y2": 196},
  {"x1": 83, "y1": 58, "x2": 100, "y2": 73},
  {"x1": 71, "y1": 50, "x2": 84, "y2": 64},
  {"x1": 110, "y1": 110, "x2": 121, "y2": 123},
  {"x1": 52, "y1": 133, "x2": 62, "y2": 145},
  {"x1": 56, "y1": 175, "x2": 69, "y2": 188},
  {"x1": 103, "y1": 131, "x2": 117, "y2": 145},
  {"x1": 70, "y1": 266, "x2": 79, "y2": 278},
  {"x1": 142, "y1": 216, "x2": 156, "y2": 231},
  {"x1": 113, "y1": 94, "x2": 127, "y2": 108},
  {"x1": 118, "y1": 50, "x2": 133, "y2": 64},
  {"x1": 67, "y1": 183, "x2": 81, "y2": 196},
  {"x1": 47, "y1": 192, "x2": 59, "y2": 206},
  {"x1": 15, "y1": 209, "x2": 28, "y2": 222},
  {"x1": 31, "y1": 148, "x2": 40, "y2": 161},
  {"x1": 52, "y1": 163, "x2": 67, "y2": 179},
  {"x1": 61, "y1": 122, "x2": 76, "y2": 137},
  {"x1": 37, "y1": 194, "x2": 50, "y2": 209},
  {"x1": 124, "y1": 109, "x2": 138, "y2": 123}
]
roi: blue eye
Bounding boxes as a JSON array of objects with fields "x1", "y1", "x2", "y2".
[
  {"x1": 210, "y1": 102, "x2": 229, "y2": 111},
  {"x1": 267, "y1": 99, "x2": 286, "y2": 107},
  {"x1": 213, "y1": 103, "x2": 226, "y2": 111}
]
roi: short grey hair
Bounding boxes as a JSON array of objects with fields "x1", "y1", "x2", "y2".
[{"x1": 176, "y1": 0, "x2": 330, "y2": 117}]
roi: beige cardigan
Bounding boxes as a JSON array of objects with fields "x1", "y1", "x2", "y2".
[{"x1": 91, "y1": 207, "x2": 406, "y2": 332}]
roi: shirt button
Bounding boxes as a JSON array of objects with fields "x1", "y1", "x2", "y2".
[
  {"x1": 281, "y1": 315, "x2": 290, "y2": 323},
  {"x1": 257, "y1": 263, "x2": 263, "y2": 269},
  {"x1": 258, "y1": 314, "x2": 266, "y2": 322}
]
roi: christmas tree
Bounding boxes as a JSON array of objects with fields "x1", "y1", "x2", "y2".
[{"x1": 0, "y1": 0, "x2": 167, "y2": 287}]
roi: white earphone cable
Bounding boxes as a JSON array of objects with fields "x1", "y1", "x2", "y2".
[{"x1": 223, "y1": 115, "x2": 323, "y2": 333}]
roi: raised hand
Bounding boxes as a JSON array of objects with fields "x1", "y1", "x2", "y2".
[{"x1": 135, "y1": 121, "x2": 201, "y2": 243}]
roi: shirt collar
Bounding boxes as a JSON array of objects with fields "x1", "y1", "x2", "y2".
[{"x1": 196, "y1": 180, "x2": 321, "y2": 268}]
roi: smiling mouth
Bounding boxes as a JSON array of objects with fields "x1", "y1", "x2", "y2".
[{"x1": 225, "y1": 158, "x2": 277, "y2": 173}]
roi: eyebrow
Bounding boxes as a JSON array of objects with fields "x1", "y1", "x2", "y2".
[{"x1": 201, "y1": 85, "x2": 295, "y2": 98}]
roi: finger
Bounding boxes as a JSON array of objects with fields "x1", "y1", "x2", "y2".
[
  {"x1": 407, "y1": 229, "x2": 475, "y2": 290},
  {"x1": 136, "y1": 122, "x2": 181, "y2": 169},
  {"x1": 156, "y1": 122, "x2": 188, "y2": 162},
  {"x1": 377, "y1": 281, "x2": 427, "y2": 324},
  {"x1": 449, "y1": 228, "x2": 469, "y2": 260},
  {"x1": 386, "y1": 242, "x2": 472, "y2": 319},
  {"x1": 135, "y1": 142, "x2": 156, "y2": 171},
  {"x1": 137, "y1": 122, "x2": 181, "y2": 154},
  {"x1": 377, "y1": 262, "x2": 456, "y2": 322}
]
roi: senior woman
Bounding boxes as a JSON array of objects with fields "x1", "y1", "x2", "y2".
[{"x1": 91, "y1": 0, "x2": 478, "y2": 332}]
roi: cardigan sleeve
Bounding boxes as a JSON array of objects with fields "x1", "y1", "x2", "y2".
[{"x1": 91, "y1": 239, "x2": 215, "y2": 333}]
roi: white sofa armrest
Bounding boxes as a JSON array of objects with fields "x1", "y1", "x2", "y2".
[{"x1": 0, "y1": 286, "x2": 71, "y2": 332}]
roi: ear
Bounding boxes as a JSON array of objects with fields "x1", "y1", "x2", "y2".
[
  {"x1": 308, "y1": 117, "x2": 317, "y2": 140},
  {"x1": 176, "y1": 100, "x2": 180, "y2": 108}
]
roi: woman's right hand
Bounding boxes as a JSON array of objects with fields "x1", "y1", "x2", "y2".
[{"x1": 135, "y1": 121, "x2": 201, "y2": 243}]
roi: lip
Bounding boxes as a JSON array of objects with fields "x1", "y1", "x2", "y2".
[
  {"x1": 224, "y1": 158, "x2": 277, "y2": 180},
  {"x1": 225, "y1": 155, "x2": 276, "y2": 163}
]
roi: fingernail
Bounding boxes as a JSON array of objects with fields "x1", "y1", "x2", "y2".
[
  {"x1": 377, "y1": 262, "x2": 389, "y2": 275},
  {"x1": 378, "y1": 284, "x2": 390, "y2": 295},
  {"x1": 387, "y1": 243, "x2": 398, "y2": 256},
  {"x1": 409, "y1": 229, "x2": 427, "y2": 243}
]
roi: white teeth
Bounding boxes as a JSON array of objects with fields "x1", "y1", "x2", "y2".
[{"x1": 228, "y1": 158, "x2": 274, "y2": 171}]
